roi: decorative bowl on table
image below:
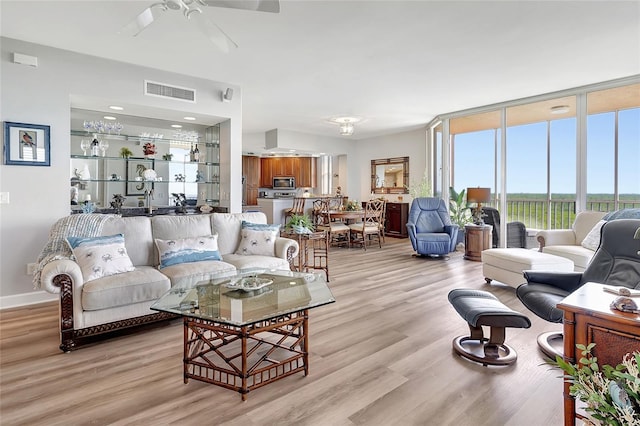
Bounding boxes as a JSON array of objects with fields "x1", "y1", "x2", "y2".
[{"x1": 225, "y1": 276, "x2": 273, "y2": 292}]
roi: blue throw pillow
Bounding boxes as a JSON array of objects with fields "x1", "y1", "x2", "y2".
[
  {"x1": 155, "y1": 235, "x2": 222, "y2": 269},
  {"x1": 240, "y1": 221, "x2": 281, "y2": 232},
  {"x1": 66, "y1": 234, "x2": 135, "y2": 282}
]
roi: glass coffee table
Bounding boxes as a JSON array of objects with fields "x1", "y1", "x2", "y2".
[{"x1": 151, "y1": 269, "x2": 335, "y2": 400}]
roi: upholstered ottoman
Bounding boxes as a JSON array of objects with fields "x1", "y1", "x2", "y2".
[
  {"x1": 448, "y1": 289, "x2": 531, "y2": 366},
  {"x1": 482, "y1": 248, "x2": 574, "y2": 288}
]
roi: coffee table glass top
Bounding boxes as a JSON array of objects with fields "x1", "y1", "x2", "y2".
[{"x1": 151, "y1": 269, "x2": 335, "y2": 326}]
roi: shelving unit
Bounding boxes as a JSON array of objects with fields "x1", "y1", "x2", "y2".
[{"x1": 70, "y1": 128, "x2": 220, "y2": 209}]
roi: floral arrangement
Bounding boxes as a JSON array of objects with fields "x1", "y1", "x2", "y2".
[
  {"x1": 142, "y1": 142, "x2": 157, "y2": 156},
  {"x1": 552, "y1": 343, "x2": 639, "y2": 425},
  {"x1": 345, "y1": 200, "x2": 360, "y2": 211}
]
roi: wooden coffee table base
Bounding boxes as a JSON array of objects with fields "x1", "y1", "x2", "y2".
[{"x1": 183, "y1": 310, "x2": 309, "y2": 400}]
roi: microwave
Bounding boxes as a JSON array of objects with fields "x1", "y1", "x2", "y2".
[{"x1": 273, "y1": 176, "x2": 295, "y2": 189}]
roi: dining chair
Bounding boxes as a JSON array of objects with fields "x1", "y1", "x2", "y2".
[
  {"x1": 377, "y1": 199, "x2": 387, "y2": 243},
  {"x1": 315, "y1": 199, "x2": 350, "y2": 247},
  {"x1": 349, "y1": 199, "x2": 384, "y2": 250},
  {"x1": 284, "y1": 197, "x2": 306, "y2": 225}
]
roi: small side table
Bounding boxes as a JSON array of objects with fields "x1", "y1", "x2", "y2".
[
  {"x1": 281, "y1": 230, "x2": 330, "y2": 281},
  {"x1": 464, "y1": 224, "x2": 492, "y2": 261}
]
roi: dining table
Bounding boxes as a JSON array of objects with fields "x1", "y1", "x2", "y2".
[{"x1": 323, "y1": 209, "x2": 365, "y2": 223}]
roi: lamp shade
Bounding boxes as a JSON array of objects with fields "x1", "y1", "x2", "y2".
[{"x1": 467, "y1": 187, "x2": 491, "y2": 203}]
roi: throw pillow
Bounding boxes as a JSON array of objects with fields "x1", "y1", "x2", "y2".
[
  {"x1": 581, "y1": 220, "x2": 606, "y2": 251},
  {"x1": 235, "y1": 221, "x2": 280, "y2": 256},
  {"x1": 155, "y1": 235, "x2": 222, "y2": 269},
  {"x1": 66, "y1": 234, "x2": 135, "y2": 282}
]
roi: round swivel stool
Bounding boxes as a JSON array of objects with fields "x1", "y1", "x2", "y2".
[{"x1": 448, "y1": 289, "x2": 531, "y2": 366}]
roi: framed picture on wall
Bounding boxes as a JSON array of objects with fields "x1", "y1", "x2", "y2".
[
  {"x1": 3, "y1": 121, "x2": 51, "y2": 166},
  {"x1": 126, "y1": 158, "x2": 154, "y2": 196}
]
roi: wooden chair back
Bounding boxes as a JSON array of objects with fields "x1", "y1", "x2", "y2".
[{"x1": 364, "y1": 199, "x2": 385, "y2": 227}]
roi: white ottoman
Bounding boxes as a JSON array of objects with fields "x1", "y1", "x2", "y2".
[{"x1": 482, "y1": 248, "x2": 574, "y2": 288}]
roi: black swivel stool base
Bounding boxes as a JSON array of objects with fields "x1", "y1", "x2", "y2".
[{"x1": 448, "y1": 289, "x2": 531, "y2": 366}]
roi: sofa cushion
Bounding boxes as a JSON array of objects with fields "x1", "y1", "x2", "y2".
[
  {"x1": 235, "y1": 222, "x2": 280, "y2": 256},
  {"x1": 67, "y1": 234, "x2": 135, "y2": 282},
  {"x1": 82, "y1": 266, "x2": 170, "y2": 311},
  {"x1": 102, "y1": 216, "x2": 155, "y2": 267},
  {"x1": 155, "y1": 235, "x2": 222, "y2": 269},
  {"x1": 223, "y1": 253, "x2": 291, "y2": 271},
  {"x1": 542, "y1": 245, "x2": 595, "y2": 271},
  {"x1": 212, "y1": 212, "x2": 268, "y2": 255},
  {"x1": 572, "y1": 211, "x2": 607, "y2": 243},
  {"x1": 159, "y1": 260, "x2": 237, "y2": 286},
  {"x1": 581, "y1": 220, "x2": 606, "y2": 251}
]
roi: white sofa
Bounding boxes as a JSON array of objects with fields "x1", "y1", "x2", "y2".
[
  {"x1": 535, "y1": 210, "x2": 606, "y2": 272},
  {"x1": 38, "y1": 212, "x2": 298, "y2": 351}
]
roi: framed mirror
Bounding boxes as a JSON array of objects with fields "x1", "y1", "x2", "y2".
[{"x1": 371, "y1": 157, "x2": 409, "y2": 194}]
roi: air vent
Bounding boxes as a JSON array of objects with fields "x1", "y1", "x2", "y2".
[{"x1": 144, "y1": 80, "x2": 196, "y2": 103}]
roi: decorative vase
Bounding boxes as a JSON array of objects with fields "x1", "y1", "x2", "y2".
[
  {"x1": 77, "y1": 164, "x2": 91, "y2": 180},
  {"x1": 293, "y1": 225, "x2": 312, "y2": 234},
  {"x1": 142, "y1": 168, "x2": 157, "y2": 181}
]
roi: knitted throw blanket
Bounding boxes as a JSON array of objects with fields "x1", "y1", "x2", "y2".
[{"x1": 33, "y1": 214, "x2": 117, "y2": 290}]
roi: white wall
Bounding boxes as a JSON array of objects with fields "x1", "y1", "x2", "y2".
[
  {"x1": 355, "y1": 129, "x2": 428, "y2": 203},
  {"x1": 0, "y1": 37, "x2": 242, "y2": 306}
]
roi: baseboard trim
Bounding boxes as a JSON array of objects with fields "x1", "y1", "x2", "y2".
[{"x1": 0, "y1": 291, "x2": 57, "y2": 310}]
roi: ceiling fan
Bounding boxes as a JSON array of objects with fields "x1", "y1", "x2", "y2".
[{"x1": 121, "y1": 0, "x2": 280, "y2": 53}]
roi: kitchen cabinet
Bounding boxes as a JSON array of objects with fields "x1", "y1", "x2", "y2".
[
  {"x1": 242, "y1": 155, "x2": 260, "y2": 205},
  {"x1": 259, "y1": 157, "x2": 317, "y2": 188},
  {"x1": 297, "y1": 157, "x2": 317, "y2": 188},
  {"x1": 260, "y1": 158, "x2": 275, "y2": 187},
  {"x1": 385, "y1": 202, "x2": 409, "y2": 238}
]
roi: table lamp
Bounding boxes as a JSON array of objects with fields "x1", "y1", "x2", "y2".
[{"x1": 466, "y1": 187, "x2": 491, "y2": 225}]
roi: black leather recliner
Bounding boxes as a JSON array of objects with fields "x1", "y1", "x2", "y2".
[
  {"x1": 482, "y1": 206, "x2": 527, "y2": 248},
  {"x1": 516, "y1": 218, "x2": 640, "y2": 358}
]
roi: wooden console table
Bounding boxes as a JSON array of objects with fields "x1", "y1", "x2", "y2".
[
  {"x1": 464, "y1": 224, "x2": 492, "y2": 261},
  {"x1": 557, "y1": 282, "x2": 640, "y2": 426}
]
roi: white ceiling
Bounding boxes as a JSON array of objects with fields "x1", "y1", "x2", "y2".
[{"x1": 1, "y1": 0, "x2": 639, "y2": 140}]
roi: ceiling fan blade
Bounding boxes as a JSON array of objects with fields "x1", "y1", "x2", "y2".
[
  {"x1": 190, "y1": 11, "x2": 238, "y2": 53},
  {"x1": 202, "y1": 0, "x2": 280, "y2": 13},
  {"x1": 119, "y1": 7, "x2": 157, "y2": 37}
]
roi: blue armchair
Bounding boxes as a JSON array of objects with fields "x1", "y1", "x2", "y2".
[{"x1": 406, "y1": 198, "x2": 459, "y2": 257}]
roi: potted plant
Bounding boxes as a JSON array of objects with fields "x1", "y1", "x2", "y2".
[
  {"x1": 449, "y1": 187, "x2": 473, "y2": 244},
  {"x1": 286, "y1": 214, "x2": 314, "y2": 234},
  {"x1": 551, "y1": 344, "x2": 640, "y2": 425},
  {"x1": 119, "y1": 147, "x2": 133, "y2": 159},
  {"x1": 405, "y1": 169, "x2": 432, "y2": 198}
]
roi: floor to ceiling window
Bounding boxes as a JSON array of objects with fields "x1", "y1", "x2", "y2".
[
  {"x1": 429, "y1": 77, "x2": 639, "y2": 244},
  {"x1": 449, "y1": 110, "x2": 501, "y2": 202},
  {"x1": 505, "y1": 96, "x2": 577, "y2": 229},
  {"x1": 587, "y1": 84, "x2": 640, "y2": 211}
]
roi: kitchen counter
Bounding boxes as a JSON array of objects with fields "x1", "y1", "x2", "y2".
[{"x1": 257, "y1": 197, "x2": 339, "y2": 225}]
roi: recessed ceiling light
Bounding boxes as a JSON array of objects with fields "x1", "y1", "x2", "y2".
[
  {"x1": 103, "y1": 116, "x2": 117, "y2": 120},
  {"x1": 109, "y1": 105, "x2": 124, "y2": 111},
  {"x1": 550, "y1": 105, "x2": 570, "y2": 114},
  {"x1": 289, "y1": 149, "x2": 296, "y2": 152},
  {"x1": 171, "y1": 124, "x2": 182, "y2": 128},
  {"x1": 183, "y1": 116, "x2": 196, "y2": 121}
]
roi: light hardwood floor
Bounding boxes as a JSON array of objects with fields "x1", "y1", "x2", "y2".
[{"x1": 0, "y1": 239, "x2": 564, "y2": 425}]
